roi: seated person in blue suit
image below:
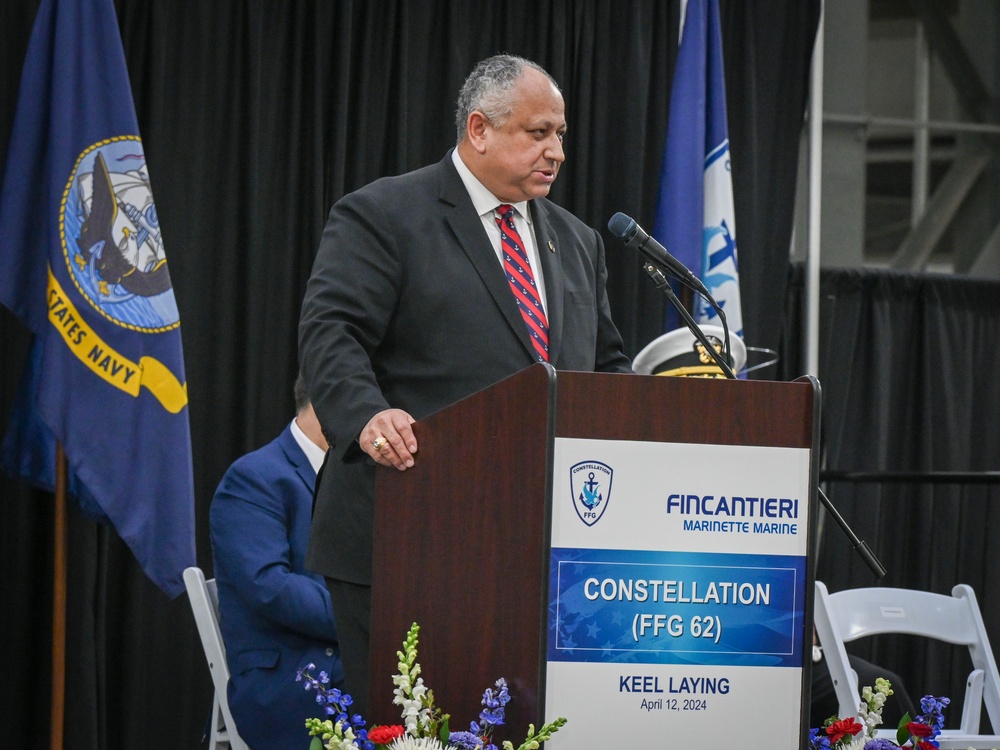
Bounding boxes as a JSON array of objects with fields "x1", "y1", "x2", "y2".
[{"x1": 210, "y1": 375, "x2": 343, "y2": 750}]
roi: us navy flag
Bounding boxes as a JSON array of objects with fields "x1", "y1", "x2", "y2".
[
  {"x1": 655, "y1": 0, "x2": 744, "y2": 338},
  {"x1": 0, "y1": 0, "x2": 194, "y2": 598}
]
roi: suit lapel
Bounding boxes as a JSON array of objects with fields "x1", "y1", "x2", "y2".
[
  {"x1": 278, "y1": 424, "x2": 316, "y2": 494},
  {"x1": 531, "y1": 199, "x2": 564, "y2": 365},
  {"x1": 438, "y1": 156, "x2": 538, "y2": 361}
]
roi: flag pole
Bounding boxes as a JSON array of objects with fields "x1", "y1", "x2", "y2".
[{"x1": 51, "y1": 441, "x2": 67, "y2": 750}]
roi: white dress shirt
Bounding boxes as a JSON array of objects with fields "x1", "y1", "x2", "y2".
[
  {"x1": 290, "y1": 417, "x2": 326, "y2": 475},
  {"x1": 451, "y1": 149, "x2": 549, "y2": 314}
]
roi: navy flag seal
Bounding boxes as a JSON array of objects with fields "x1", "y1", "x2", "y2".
[
  {"x1": 46, "y1": 136, "x2": 188, "y2": 414},
  {"x1": 63, "y1": 137, "x2": 179, "y2": 333},
  {"x1": 570, "y1": 460, "x2": 613, "y2": 526}
]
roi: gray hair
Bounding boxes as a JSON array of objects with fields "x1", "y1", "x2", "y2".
[{"x1": 455, "y1": 54, "x2": 560, "y2": 144}]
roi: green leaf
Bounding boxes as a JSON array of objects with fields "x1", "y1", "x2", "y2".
[
  {"x1": 896, "y1": 711, "x2": 912, "y2": 745},
  {"x1": 309, "y1": 737, "x2": 323, "y2": 750},
  {"x1": 439, "y1": 715, "x2": 450, "y2": 743}
]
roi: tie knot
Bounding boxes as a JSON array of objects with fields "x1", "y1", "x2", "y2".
[{"x1": 497, "y1": 204, "x2": 515, "y2": 221}]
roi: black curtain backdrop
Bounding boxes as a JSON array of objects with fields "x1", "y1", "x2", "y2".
[
  {"x1": 786, "y1": 266, "x2": 1000, "y2": 729},
  {"x1": 0, "y1": 2, "x2": 824, "y2": 747}
]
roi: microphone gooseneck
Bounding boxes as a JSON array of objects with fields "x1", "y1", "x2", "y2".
[{"x1": 612, "y1": 212, "x2": 886, "y2": 579}]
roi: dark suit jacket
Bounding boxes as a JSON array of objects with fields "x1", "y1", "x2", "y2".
[
  {"x1": 209, "y1": 424, "x2": 343, "y2": 750},
  {"x1": 300, "y1": 151, "x2": 632, "y2": 584}
]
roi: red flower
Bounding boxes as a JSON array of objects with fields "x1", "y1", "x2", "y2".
[
  {"x1": 915, "y1": 742, "x2": 938, "y2": 750},
  {"x1": 367, "y1": 725, "x2": 406, "y2": 743},
  {"x1": 906, "y1": 722, "x2": 934, "y2": 738},
  {"x1": 825, "y1": 718, "x2": 864, "y2": 743}
]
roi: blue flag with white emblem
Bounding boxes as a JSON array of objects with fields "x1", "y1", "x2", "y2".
[
  {"x1": 0, "y1": 0, "x2": 194, "y2": 598},
  {"x1": 654, "y1": 0, "x2": 743, "y2": 339}
]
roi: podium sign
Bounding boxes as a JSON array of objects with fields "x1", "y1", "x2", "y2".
[{"x1": 545, "y1": 438, "x2": 811, "y2": 748}]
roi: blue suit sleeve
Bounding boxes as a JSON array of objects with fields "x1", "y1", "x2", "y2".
[{"x1": 210, "y1": 455, "x2": 337, "y2": 643}]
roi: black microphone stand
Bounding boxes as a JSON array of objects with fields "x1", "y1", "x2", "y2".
[
  {"x1": 642, "y1": 263, "x2": 737, "y2": 379},
  {"x1": 641, "y1": 261, "x2": 886, "y2": 579}
]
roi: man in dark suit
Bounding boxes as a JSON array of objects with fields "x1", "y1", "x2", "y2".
[
  {"x1": 209, "y1": 377, "x2": 343, "y2": 750},
  {"x1": 299, "y1": 54, "x2": 632, "y2": 714}
]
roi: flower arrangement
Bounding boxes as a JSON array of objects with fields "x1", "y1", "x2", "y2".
[
  {"x1": 297, "y1": 622, "x2": 567, "y2": 750},
  {"x1": 808, "y1": 678, "x2": 952, "y2": 750}
]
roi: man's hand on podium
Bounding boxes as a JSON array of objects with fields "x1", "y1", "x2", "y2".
[{"x1": 362, "y1": 408, "x2": 417, "y2": 470}]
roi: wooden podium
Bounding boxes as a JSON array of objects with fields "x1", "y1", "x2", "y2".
[{"x1": 370, "y1": 364, "x2": 819, "y2": 747}]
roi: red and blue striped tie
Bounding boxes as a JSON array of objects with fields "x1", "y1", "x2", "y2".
[{"x1": 496, "y1": 204, "x2": 549, "y2": 362}]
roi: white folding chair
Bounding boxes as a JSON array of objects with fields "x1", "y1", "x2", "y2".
[
  {"x1": 184, "y1": 566, "x2": 249, "y2": 750},
  {"x1": 814, "y1": 580, "x2": 1000, "y2": 749}
]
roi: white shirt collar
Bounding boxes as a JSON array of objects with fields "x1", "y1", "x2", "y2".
[
  {"x1": 451, "y1": 149, "x2": 531, "y2": 224},
  {"x1": 290, "y1": 417, "x2": 326, "y2": 475}
]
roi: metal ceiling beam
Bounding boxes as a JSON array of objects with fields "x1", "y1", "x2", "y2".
[
  {"x1": 966, "y1": 219, "x2": 1000, "y2": 276},
  {"x1": 889, "y1": 142, "x2": 993, "y2": 270},
  {"x1": 907, "y1": 0, "x2": 994, "y2": 123},
  {"x1": 891, "y1": 0, "x2": 999, "y2": 271}
]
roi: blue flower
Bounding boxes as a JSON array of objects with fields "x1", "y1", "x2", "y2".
[
  {"x1": 862, "y1": 739, "x2": 898, "y2": 750},
  {"x1": 449, "y1": 730, "x2": 485, "y2": 749},
  {"x1": 477, "y1": 678, "x2": 510, "y2": 730},
  {"x1": 808, "y1": 727, "x2": 831, "y2": 750},
  {"x1": 917, "y1": 695, "x2": 950, "y2": 737},
  {"x1": 298, "y1": 665, "x2": 369, "y2": 746}
]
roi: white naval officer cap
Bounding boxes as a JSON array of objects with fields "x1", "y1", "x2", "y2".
[{"x1": 631, "y1": 324, "x2": 746, "y2": 378}]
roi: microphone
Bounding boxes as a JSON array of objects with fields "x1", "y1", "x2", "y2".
[
  {"x1": 609, "y1": 211, "x2": 734, "y2": 377},
  {"x1": 607, "y1": 212, "x2": 708, "y2": 296}
]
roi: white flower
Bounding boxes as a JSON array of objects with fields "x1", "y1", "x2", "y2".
[
  {"x1": 393, "y1": 672, "x2": 432, "y2": 734},
  {"x1": 858, "y1": 681, "x2": 891, "y2": 738},
  {"x1": 325, "y1": 725, "x2": 360, "y2": 750},
  {"x1": 388, "y1": 736, "x2": 457, "y2": 750}
]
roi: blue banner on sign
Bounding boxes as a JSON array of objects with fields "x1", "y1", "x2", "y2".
[{"x1": 547, "y1": 548, "x2": 805, "y2": 667}]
